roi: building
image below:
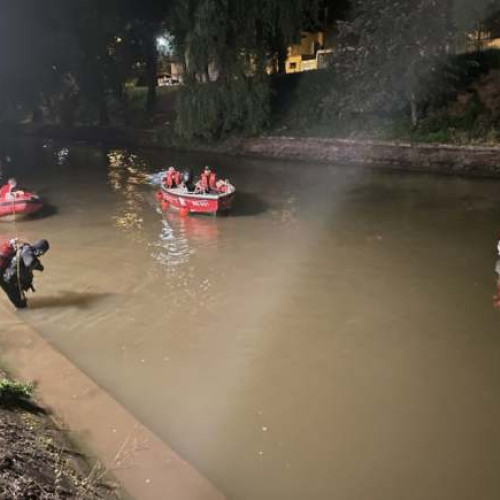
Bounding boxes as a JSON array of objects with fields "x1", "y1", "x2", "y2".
[
  {"x1": 157, "y1": 57, "x2": 184, "y2": 86},
  {"x1": 285, "y1": 31, "x2": 336, "y2": 73},
  {"x1": 285, "y1": 32, "x2": 324, "y2": 73},
  {"x1": 466, "y1": 30, "x2": 500, "y2": 51},
  {"x1": 465, "y1": 11, "x2": 500, "y2": 52}
]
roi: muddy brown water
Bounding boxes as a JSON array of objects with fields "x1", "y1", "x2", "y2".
[{"x1": 1, "y1": 138, "x2": 500, "y2": 500}]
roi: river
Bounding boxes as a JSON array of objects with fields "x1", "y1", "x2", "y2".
[{"x1": 1, "y1": 138, "x2": 500, "y2": 500}]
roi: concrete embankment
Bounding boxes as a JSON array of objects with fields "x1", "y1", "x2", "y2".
[
  {"x1": 226, "y1": 136, "x2": 500, "y2": 177},
  {"x1": 16, "y1": 124, "x2": 500, "y2": 177},
  {"x1": 0, "y1": 302, "x2": 224, "y2": 500}
]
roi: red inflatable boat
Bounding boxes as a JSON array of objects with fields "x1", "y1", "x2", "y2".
[
  {"x1": 156, "y1": 184, "x2": 236, "y2": 215},
  {"x1": 0, "y1": 192, "x2": 43, "y2": 221}
]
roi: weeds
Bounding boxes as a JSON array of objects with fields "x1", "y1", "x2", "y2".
[{"x1": 0, "y1": 378, "x2": 34, "y2": 404}]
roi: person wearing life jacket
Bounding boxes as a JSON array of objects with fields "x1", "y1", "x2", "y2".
[
  {"x1": 195, "y1": 166, "x2": 217, "y2": 193},
  {"x1": 164, "y1": 166, "x2": 182, "y2": 189},
  {"x1": 216, "y1": 178, "x2": 234, "y2": 193},
  {"x1": 0, "y1": 178, "x2": 19, "y2": 199},
  {"x1": 0, "y1": 238, "x2": 49, "y2": 308},
  {"x1": 215, "y1": 179, "x2": 227, "y2": 193}
]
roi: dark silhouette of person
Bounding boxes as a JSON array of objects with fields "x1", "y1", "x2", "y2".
[{"x1": 0, "y1": 239, "x2": 49, "y2": 308}]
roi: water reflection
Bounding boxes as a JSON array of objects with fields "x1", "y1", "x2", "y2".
[
  {"x1": 56, "y1": 147, "x2": 70, "y2": 166},
  {"x1": 151, "y1": 216, "x2": 192, "y2": 269},
  {"x1": 229, "y1": 191, "x2": 268, "y2": 217},
  {"x1": 41, "y1": 143, "x2": 71, "y2": 166},
  {"x1": 108, "y1": 149, "x2": 149, "y2": 234},
  {"x1": 107, "y1": 149, "x2": 220, "y2": 275},
  {"x1": 107, "y1": 149, "x2": 148, "y2": 190},
  {"x1": 151, "y1": 211, "x2": 219, "y2": 270},
  {"x1": 172, "y1": 212, "x2": 220, "y2": 243}
]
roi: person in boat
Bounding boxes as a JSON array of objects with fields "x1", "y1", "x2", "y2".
[
  {"x1": 164, "y1": 167, "x2": 182, "y2": 189},
  {"x1": 215, "y1": 179, "x2": 233, "y2": 193},
  {"x1": 195, "y1": 166, "x2": 218, "y2": 194},
  {"x1": 0, "y1": 178, "x2": 21, "y2": 199},
  {"x1": 0, "y1": 238, "x2": 49, "y2": 308},
  {"x1": 180, "y1": 169, "x2": 195, "y2": 192}
]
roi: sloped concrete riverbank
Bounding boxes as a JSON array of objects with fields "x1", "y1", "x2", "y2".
[{"x1": 0, "y1": 303, "x2": 224, "y2": 500}]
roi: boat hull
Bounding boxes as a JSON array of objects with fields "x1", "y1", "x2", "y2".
[
  {"x1": 158, "y1": 186, "x2": 235, "y2": 214},
  {"x1": 0, "y1": 195, "x2": 43, "y2": 221}
]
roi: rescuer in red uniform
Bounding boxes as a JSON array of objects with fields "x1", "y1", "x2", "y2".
[
  {"x1": 164, "y1": 167, "x2": 182, "y2": 189},
  {"x1": 0, "y1": 178, "x2": 18, "y2": 199},
  {"x1": 0, "y1": 239, "x2": 15, "y2": 271},
  {"x1": 195, "y1": 166, "x2": 217, "y2": 193}
]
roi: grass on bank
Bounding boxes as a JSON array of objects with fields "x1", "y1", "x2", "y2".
[
  {"x1": 0, "y1": 378, "x2": 34, "y2": 405},
  {"x1": 0, "y1": 370, "x2": 114, "y2": 498}
]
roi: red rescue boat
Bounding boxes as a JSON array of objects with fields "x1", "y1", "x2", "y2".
[
  {"x1": 156, "y1": 184, "x2": 236, "y2": 215},
  {"x1": 0, "y1": 192, "x2": 44, "y2": 221}
]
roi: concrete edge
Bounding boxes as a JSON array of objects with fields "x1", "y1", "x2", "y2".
[{"x1": 0, "y1": 302, "x2": 225, "y2": 500}]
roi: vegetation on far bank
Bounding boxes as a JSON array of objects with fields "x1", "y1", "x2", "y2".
[
  {"x1": 2, "y1": 0, "x2": 500, "y2": 146},
  {"x1": 77, "y1": 45, "x2": 500, "y2": 148},
  {"x1": 270, "y1": 48, "x2": 500, "y2": 146}
]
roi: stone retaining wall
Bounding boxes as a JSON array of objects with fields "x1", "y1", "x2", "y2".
[
  {"x1": 227, "y1": 136, "x2": 500, "y2": 176},
  {"x1": 16, "y1": 124, "x2": 500, "y2": 177}
]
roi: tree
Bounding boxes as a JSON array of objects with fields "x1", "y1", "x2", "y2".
[
  {"x1": 0, "y1": 0, "x2": 76, "y2": 123},
  {"x1": 120, "y1": 0, "x2": 172, "y2": 118},
  {"x1": 335, "y1": 0, "x2": 455, "y2": 127},
  {"x1": 171, "y1": 0, "x2": 323, "y2": 139},
  {"x1": 70, "y1": 0, "x2": 130, "y2": 126}
]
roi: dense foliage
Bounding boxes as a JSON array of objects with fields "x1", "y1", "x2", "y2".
[
  {"x1": 172, "y1": 0, "x2": 324, "y2": 139},
  {"x1": 330, "y1": 0, "x2": 455, "y2": 126},
  {"x1": 0, "y1": 0, "x2": 498, "y2": 141}
]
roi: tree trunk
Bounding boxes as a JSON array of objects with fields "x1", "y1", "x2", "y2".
[
  {"x1": 410, "y1": 93, "x2": 418, "y2": 128},
  {"x1": 145, "y1": 30, "x2": 158, "y2": 118}
]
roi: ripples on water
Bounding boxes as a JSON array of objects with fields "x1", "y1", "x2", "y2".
[
  {"x1": 152, "y1": 217, "x2": 192, "y2": 269},
  {"x1": 105, "y1": 148, "x2": 220, "y2": 313},
  {"x1": 4, "y1": 140, "x2": 500, "y2": 500}
]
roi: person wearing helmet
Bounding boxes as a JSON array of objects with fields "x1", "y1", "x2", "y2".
[{"x1": 0, "y1": 239, "x2": 50, "y2": 308}]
